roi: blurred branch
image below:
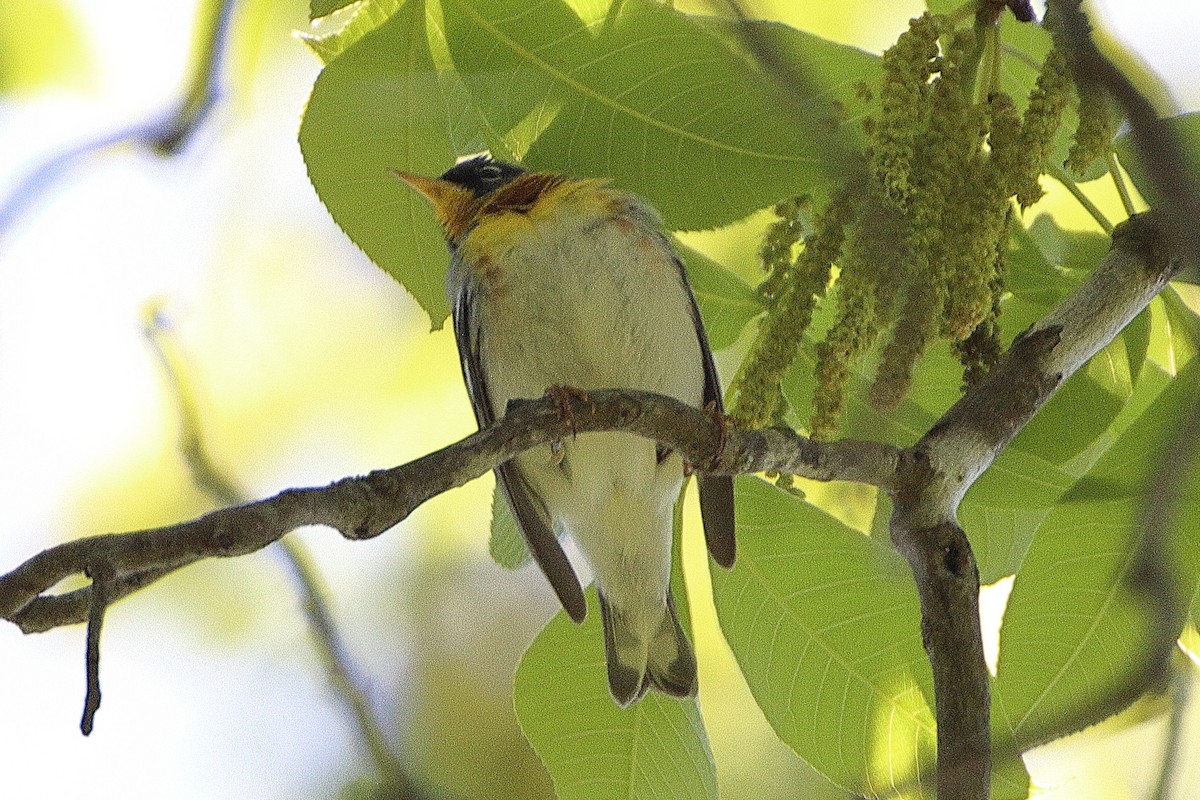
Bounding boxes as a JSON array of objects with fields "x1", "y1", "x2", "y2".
[
  {"x1": 1047, "y1": 0, "x2": 1200, "y2": 276},
  {"x1": 993, "y1": 0, "x2": 1200, "y2": 748},
  {"x1": 1151, "y1": 656, "x2": 1195, "y2": 800},
  {"x1": 0, "y1": 0, "x2": 237, "y2": 239},
  {"x1": 143, "y1": 307, "x2": 429, "y2": 798},
  {"x1": 715, "y1": 0, "x2": 865, "y2": 191}
]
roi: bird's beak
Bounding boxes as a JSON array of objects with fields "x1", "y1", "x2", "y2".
[{"x1": 393, "y1": 170, "x2": 475, "y2": 240}]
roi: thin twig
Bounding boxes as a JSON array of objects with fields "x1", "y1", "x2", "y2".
[
  {"x1": 81, "y1": 561, "x2": 115, "y2": 735},
  {"x1": 144, "y1": 309, "x2": 422, "y2": 794},
  {"x1": 1107, "y1": 150, "x2": 1138, "y2": 217}
]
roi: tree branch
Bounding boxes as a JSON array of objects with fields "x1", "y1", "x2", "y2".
[
  {"x1": 885, "y1": 210, "x2": 1180, "y2": 800},
  {"x1": 0, "y1": 205, "x2": 1180, "y2": 800},
  {"x1": 0, "y1": 389, "x2": 897, "y2": 633}
]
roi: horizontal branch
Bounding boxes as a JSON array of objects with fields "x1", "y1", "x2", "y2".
[{"x1": 0, "y1": 389, "x2": 897, "y2": 634}]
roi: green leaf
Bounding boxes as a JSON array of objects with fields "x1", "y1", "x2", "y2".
[
  {"x1": 996, "y1": 356, "x2": 1200, "y2": 745},
  {"x1": 488, "y1": 483, "x2": 531, "y2": 569},
  {"x1": 676, "y1": 242, "x2": 763, "y2": 351},
  {"x1": 989, "y1": 691, "x2": 1034, "y2": 800},
  {"x1": 302, "y1": 0, "x2": 404, "y2": 64},
  {"x1": 711, "y1": 477, "x2": 936, "y2": 796},
  {"x1": 996, "y1": 498, "x2": 1163, "y2": 743},
  {"x1": 514, "y1": 588, "x2": 717, "y2": 800},
  {"x1": 443, "y1": 0, "x2": 878, "y2": 230},
  {"x1": 311, "y1": 0, "x2": 359, "y2": 21},
  {"x1": 300, "y1": 0, "x2": 477, "y2": 327},
  {"x1": 956, "y1": 502, "x2": 1050, "y2": 584}
]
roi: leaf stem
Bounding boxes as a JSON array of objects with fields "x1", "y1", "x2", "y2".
[
  {"x1": 1049, "y1": 164, "x2": 1114, "y2": 233},
  {"x1": 1107, "y1": 151, "x2": 1139, "y2": 217}
]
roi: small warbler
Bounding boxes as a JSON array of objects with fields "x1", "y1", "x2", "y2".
[{"x1": 398, "y1": 155, "x2": 735, "y2": 706}]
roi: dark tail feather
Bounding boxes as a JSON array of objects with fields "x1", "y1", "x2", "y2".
[
  {"x1": 599, "y1": 590, "x2": 697, "y2": 707},
  {"x1": 646, "y1": 593, "x2": 698, "y2": 698}
]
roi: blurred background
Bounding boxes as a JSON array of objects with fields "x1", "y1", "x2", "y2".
[{"x1": 0, "y1": 1, "x2": 1197, "y2": 798}]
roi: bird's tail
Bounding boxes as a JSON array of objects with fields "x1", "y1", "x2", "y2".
[{"x1": 598, "y1": 589, "x2": 697, "y2": 706}]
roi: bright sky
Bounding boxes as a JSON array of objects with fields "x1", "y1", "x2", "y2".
[{"x1": 1091, "y1": 0, "x2": 1200, "y2": 110}]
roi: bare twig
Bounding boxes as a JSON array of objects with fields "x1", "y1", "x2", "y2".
[{"x1": 81, "y1": 561, "x2": 114, "y2": 735}]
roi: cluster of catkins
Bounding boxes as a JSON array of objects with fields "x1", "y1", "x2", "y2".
[{"x1": 731, "y1": 10, "x2": 1116, "y2": 440}]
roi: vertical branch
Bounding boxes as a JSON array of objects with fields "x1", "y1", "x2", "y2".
[
  {"x1": 891, "y1": 480, "x2": 990, "y2": 799},
  {"x1": 0, "y1": 0, "x2": 238, "y2": 237},
  {"x1": 81, "y1": 561, "x2": 116, "y2": 735}
]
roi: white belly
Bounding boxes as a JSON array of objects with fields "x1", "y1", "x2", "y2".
[{"x1": 472, "y1": 192, "x2": 703, "y2": 618}]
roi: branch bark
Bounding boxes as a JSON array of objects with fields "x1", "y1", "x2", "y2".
[
  {"x1": 0, "y1": 213, "x2": 1182, "y2": 800},
  {"x1": 0, "y1": 390, "x2": 897, "y2": 633},
  {"x1": 885, "y1": 211, "x2": 1178, "y2": 800}
]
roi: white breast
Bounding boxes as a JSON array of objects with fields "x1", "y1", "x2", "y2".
[{"x1": 467, "y1": 185, "x2": 704, "y2": 620}]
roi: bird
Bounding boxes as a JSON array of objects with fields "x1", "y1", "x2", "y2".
[{"x1": 397, "y1": 154, "x2": 735, "y2": 706}]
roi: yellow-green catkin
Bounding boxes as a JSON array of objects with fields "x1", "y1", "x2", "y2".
[
  {"x1": 952, "y1": 220, "x2": 1008, "y2": 388},
  {"x1": 809, "y1": 214, "x2": 888, "y2": 438},
  {"x1": 756, "y1": 196, "x2": 809, "y2": 305},
  {"x1": 1014, "y1": 47, "x2": 1073, "y2": 207},
  {"x1": 812, "y1": 280, "x2": 879, "y2": 439},
  {"x1": 730, "y1": 194, "x2": 852, "y2": 429},
  {"x1": 1065, "y1": 84, "x2": 1118, "y2": 176},
  {"x1": 940, "y1": 157, "x2": 1011, "y2": 341},
  {"x1": 870, "y1": 13, "x2": 943, "y2": 207},
  {"x1": 868, "y1": 31, "x2": 978, "y2": 410}
]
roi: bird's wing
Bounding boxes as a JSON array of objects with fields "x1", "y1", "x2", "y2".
[
  {"x1": 451, "y1": 278, "x2": 587, "y2": 622},
  {"x1": 671, "y1": 248, "x2": 737, "y2": 568}
]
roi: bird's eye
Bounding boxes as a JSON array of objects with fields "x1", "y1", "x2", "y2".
[{"x1": 479, "y1": 163, "x2": 503, "y2": 182}]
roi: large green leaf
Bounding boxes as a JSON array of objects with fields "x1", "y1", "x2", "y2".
[
  {"x1": 443, "y1": 0, "x2": 878, "y2": 230},
  {"x1": 488, "y1": 483, "x2": 529, "y2": 569},
  {"x1": 996, "y1": 355, "x2": 1200, "y2": 745},
  {"x1": 514, "y1": 586, "x2": 717, "y2": 800},
  {"x1": 711, "y1": 477, "x2": 937, "y2": 796},
  {"x1": 300, "y1": 0, "x2": 480, "y2": 327},
  {"x1": 676, "y1": 242, "x2": 763, "y2": 351}
]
